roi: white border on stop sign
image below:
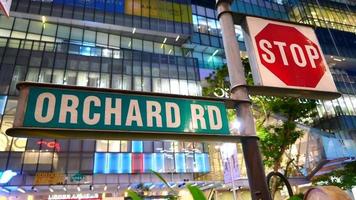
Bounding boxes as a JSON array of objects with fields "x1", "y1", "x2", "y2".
[
  {"x1": 242, "y1": 16, "x2": 337, "y2": 93},
  {"x1": 0, "y1": 0, "x2": 12, "y2": 17}
]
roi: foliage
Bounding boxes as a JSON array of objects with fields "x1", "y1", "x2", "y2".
[
  {"x1": 257, "y1": 95, "x2": 316, "y2": 198},
  {"x1": 202, "y1": 59, "x2": 317, "y2": 169},
  {"x1": 288, "y1": 193, "x2": 304, "y2": 200},
  {"x1": 258, "y1": 122, "x2": 303, "y2": 168},
  {"x1": 150, "y1": 170, "x2": 178, "y2": 199},
  {"x1": 201, "y1": 58, "x2": 318, "y2": 199},
  {"x1": 186, "y1": 184, "x2": 207, "y2": 200},
  {"x1": 202, "y1": 65, "x2": 236, "y2": 122},
  {"x1": 126, "y1": 170, "x2": 207, "y2": 200},
  {"x1": 202, "y1": 58, "x2": 253, "y2": 97},
  {"x1": 126, "y1": 189, "x2": 143, "y2": 200},
  {"x1": 202, "y1": 65, "x2": 230, "y2": 97},
  {"x1": 312, "y1": 161, "x2": 356, "y2": 190}
]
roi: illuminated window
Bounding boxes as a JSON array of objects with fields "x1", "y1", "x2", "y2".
[
  {"x1": 24, "y1": 152, "x2": 39, "y2": 164},
  {"x1": 112, "y1": 74, "x2": 122, "y2": 89},
  {"x1": 39, "y1": 68, "x2": 52, "y2": 83},
  {"x1": 132, "y1": 141, "x2": 143, "y2": 153},
  {"x1": 123, "y1": 75, "x2": 132, "y2": 90},
  {"x1": 121, "y1": 37, "x2": 131, "y2": 49},
  {"x1": 0, "y1": 132, "x2": 11, "y2": 151},
  {"x1": 121, "y1": 141, "x2": 128, "y2": 152},
  {"x1": 10, "y1": 138, "x2": 26, "y2": 152},
  {"x1": 52, "y1": 69, "x2": 64, "y2": 84},
  {"x1": 133, "y1": 76, "x2": 142, "y2": 91},
  {"x1": 88, "y1": 72, "x2": 99, "y2": 87},
  {"x1": 0, "y1": 16, "x2": 14, "y2": 29},
  {"x1": 64, "y1": 70, "x2": 77, "y2": 85},
  {"x1": 100, "y1": 73, "x2": 110, "y2": 88},
  {"x1": 96, "y1": 140, "x2": 108, "y2": 152},
  {"x1": 109, "y1": 34, "x2": 120, "y2": 48},
  {"x1": 188, "y1": 81, "x2": 198, "y2": 96},
  {"x1": 28, "y1": 21, "x2": 42, "y2": 34},
  {"x1": 142, "y1": 77, "x2": 151, "y2": 92},
  {"x1": 84, "y1": 30, "x2": 96, "y2": 44},
  {"x1": 161, "y1": 79, "x2": 170, "y2": 93},
  {"x1": 26, "y1": 68, "x2": 40, "y2": 82},
  {"x1": 179, "y1": 80, "x2": 188, "y2": 95},
  {"x1": 108, "y1": 140, "x2": 120, "y2": 152}
]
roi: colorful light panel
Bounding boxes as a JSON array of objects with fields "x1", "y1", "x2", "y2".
[{"x1": 94, "y1": 152, "x2": 210, "y2": 174}]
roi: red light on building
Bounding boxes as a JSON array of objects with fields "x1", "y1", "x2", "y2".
[
  {"x1": 132, "y1": 153, "x2": 144, "y2": 173},
  {"x1": 37, "y1": 140, "x2": 61, "y2": 152}
]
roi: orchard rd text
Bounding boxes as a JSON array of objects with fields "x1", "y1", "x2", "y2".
[{"x1": 23, "y1": 86, "x2": 229, "y2": 134}]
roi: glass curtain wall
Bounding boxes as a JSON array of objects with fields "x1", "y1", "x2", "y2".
[
  {"x1": 10, "y1": 0, "x2": 193, "y2": 35},
  {"x1": 0, "y1": 10, "x2": 205, "y2": 176}
]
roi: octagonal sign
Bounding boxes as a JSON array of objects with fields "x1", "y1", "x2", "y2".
[{"x1": 243, "y1": 16, "x2": 337, "y2": 93}]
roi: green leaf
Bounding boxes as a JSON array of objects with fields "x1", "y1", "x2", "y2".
[
  {"x1": 150, "y1": 170, "x2": 177, "y2": 195},
  {"x1": 186, "y1": 184, "x2": 207, "y2": 200},
  {"x1": 288, "y1": 194, "x2": 304, "y2": 200},
  {"x1": 150, "y1": 170, "x2": 171, "y2": 189},
  {"x1": 126, "y1": 190, "x2": 143, "y2": 200}
]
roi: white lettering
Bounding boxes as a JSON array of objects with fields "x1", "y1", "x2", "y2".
[
  {"x1": 305, "y1": 45, "x2": 320, "y2": 68},
  {"x1": 259, "y1": 39, "x2": 275, "y2": 63},
  {"x1": 105, "y1": 98, "x2": 122, "y2": 125},
  {"x1": 190, "y1": 104, "x2": 206, "y2": 129},
  {"x1": 34, "y1": 92, "x2": 56, "y2": 123},
  {"x1": 273, "y1": 41, "x2": 288, "y2": 66},
  {"x1": 125, "y1": 100, "x2": 143, "y2": 126},
  {"x1": 59, "y1": 94, "x2": 79, "y2": 124},
  {"x1": 146, "y1": 101, "x2": 162, "y2": 127},
  {"x1": 165, "y1": 102, "x2": 180, "y2": 128},
  {"x1": 83, "y1": 96, "x2": 100, "y2": 125},
  {"x1": 290, "y1": 44, "x2": 307, "y2": 67},
  {"x1": 207, "y1": 105, "x2": 222, "y2": 130}
]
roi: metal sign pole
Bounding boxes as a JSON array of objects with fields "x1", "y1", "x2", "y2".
[{"x1": 216, "y1": 0, "x2": 272, "y2": 199}]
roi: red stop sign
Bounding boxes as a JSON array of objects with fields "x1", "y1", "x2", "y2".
[{"x1": 255, "y1": 23, "x2": 326, "y2": 88}]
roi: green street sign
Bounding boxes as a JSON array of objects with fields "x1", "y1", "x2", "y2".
[
  {"x1": 8, "y1": 83, "x2": 231, "y2": 140},
  {"x1": 70, "y1": 172, "x2": 85, "y2": 182}
]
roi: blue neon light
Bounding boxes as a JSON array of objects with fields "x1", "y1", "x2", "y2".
[
  {"x1": 0, "y1": 170, "x2": 17, "y2": 184},
  {"x1": 194, "y1": 153, "x2": 210, "y2": 173},
  {"x1": 143, "y1": 154, "x2": 152, "y2": 173},
  {"x1": 116, "y1": 153, "x2": 123, "y2": 173},
  {"x1": 0, "y1": 96, "x2": 7, "y2": 115},
  {"x1": 93, "y1": 153, "x2": 210, "y2": 174},
  {"x1": 153, "y1": 153, "x2": 164, "y2": 173},
  {"x1": 132, "y1": 141, "x2": 143, "y2": 153},
  {"x1": 203, "y1": 154, "x2": 210, "y2": 172},
  {"x1": 175, "y1": 153, "x2": 186, "y2": 173},
  {"x1": 108, "y1": 154, "x2": 119, "y2": 173},
  {"x1": 79, "y1": 46, "x2": 92, "y2": 56},
  {"x1": 122, "y1": 153, "x2": 132, "y2": 173},
  {"x1": 105, "y1": 153, "x2": 110, "y2": 173},
  {"x1": 194, "y1": 154, "x2": 202, "y2": 172},
  {"x1": 93, "y1": 153, "x2": 106, "y2": 174}
]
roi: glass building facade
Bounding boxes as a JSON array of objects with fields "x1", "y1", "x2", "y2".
[
  {"x1": 0, "y1": 0, "x2": 355, "y2": 199},
  {"x1": 0, "y1": 1, "x2": 209, "y2": 198}
]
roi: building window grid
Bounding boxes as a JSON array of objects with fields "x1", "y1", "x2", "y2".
[
  {"x1": 0, "y1": 16, "x2": 191, "y2": 58},
  {"x1": 285, "y1": 0, "x2": 356, "y2": 33},
  {"x1": 314, "y1": 69, "x2": 356, "y2": 133},
  {"x1": 0, "y1": 39, "x2": 200, "y2": 90},
  {"x1": 0, "y1": 37, "x2": 203, "y2": 174},
  {"x1": 11, "y1": 0, "x2": 193, "y2": 35}
]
